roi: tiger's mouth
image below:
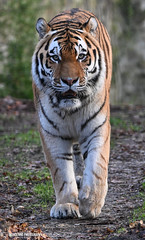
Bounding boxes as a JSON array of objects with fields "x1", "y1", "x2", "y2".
[{"x1": 62, "y1": 90, "x2": 77, "y2": 99}]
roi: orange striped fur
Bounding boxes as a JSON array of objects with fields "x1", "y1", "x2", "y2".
[{"x1": 32, "y1": 8, "x2": 112, "y2": 219}]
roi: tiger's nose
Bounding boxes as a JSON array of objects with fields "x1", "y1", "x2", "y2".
[{"x1": 61, "y1": 77, "x2": 79, "y2": 86}]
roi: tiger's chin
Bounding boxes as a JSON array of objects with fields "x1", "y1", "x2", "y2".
[
  {"x1": 57, "y1": 89, "x2": 82, "y2": 111},
  {"x1": 59, "y1": 98, "x2": 82, "y2": 111}
]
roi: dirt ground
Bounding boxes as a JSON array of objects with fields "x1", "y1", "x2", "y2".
[{"x1": 0, "y1": 97, "x2": 145, "y2": 240}]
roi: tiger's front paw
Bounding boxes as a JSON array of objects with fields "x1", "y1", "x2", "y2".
[
  {"x1": 50, "y1": 203, "x2": 81, "y2": 219},
  {"x1": 78, "y1": 185, "x2": 105, "y2": 219}
]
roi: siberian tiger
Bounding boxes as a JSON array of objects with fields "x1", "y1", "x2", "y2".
[{"x1": 32, "y1": 8, "x2": 112, "y2": 219}]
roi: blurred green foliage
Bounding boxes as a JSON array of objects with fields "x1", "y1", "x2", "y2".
[
  {"x1": 0, "y1": 0, "x2": 42, "y2": 99},
  {"x1": 0, "y1": 0, "x2": 144, "y2": 104},
  {"x1": 117, "y1": 0, "x2": 134, "y2": 25}
]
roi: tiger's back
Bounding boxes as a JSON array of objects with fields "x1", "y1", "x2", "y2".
[{"x1": 32, "y1": 8, "x2": 112, "y2": 219}]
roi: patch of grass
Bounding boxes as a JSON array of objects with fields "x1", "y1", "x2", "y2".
[
  {"x1": 17, "y1": 185, "x2": 27, "y2": 192},
  {"x1": 13, "y1": 166, "x2": 54, "y2": 207},
  {"x1": 0, "y1": 158, "x2": 9, "y2": 167},
  {"x1": 130, "y1": 124, "x2": 142, "y2": 132},
  {"x1": 14, "y1": 169, "x2": 34, "y2": 180},
  {"x1": 16, "y1": 130, "x2": 40, "y2": 146},
  {"x1": 110, "y1": 117, "x2": 142, "y2": 132},
  {"x1": 14, "y1": 167, "x2": 50, "y2": 181},
  {"x1": 33, "y1": 181, "x2": 54, "y2": 207},
  {"x1": 0, "y1": 171, "x2": 14, "y2": 181},
  {"x1": 0, "y1": 129, "x2": 40, "y2": 147},
  {"x1": 111, "y1": 117, "x2": 127, "y2": 129},
  {"x1": 142, "y1": 181, "x2": 145, "y2": 190},
  {"x1": 133, "y1": 200, "x2": 145, "y2": 221},
  {"x1": 36, "y1": 168, "x2": 51, "y2": 180},
  {"x1": 132, "y1": 180, "x2": 145, "y2": 221},
  {"x1": 116, "y1": 227, "x2": 127, "y2": 234}
]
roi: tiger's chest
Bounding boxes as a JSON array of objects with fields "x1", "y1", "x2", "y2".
[{"x1": 38, "y1": 93, "x2": 105, "y2": 141}]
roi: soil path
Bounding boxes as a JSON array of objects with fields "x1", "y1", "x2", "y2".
[{"x1": 0, "y1": 97, "x2": 145, "y2": 240}]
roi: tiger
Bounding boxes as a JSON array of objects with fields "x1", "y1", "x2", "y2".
[{"x1": 32, "y1": 8, "x2": 112, "y2": 219}]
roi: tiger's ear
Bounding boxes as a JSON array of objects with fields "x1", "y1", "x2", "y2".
[
  {"x1": 36, "y1": 18, "x2": 50, "y2": 38},
  {"x1": 84, "y1": 17, "x2": 98, "y2": 37}
]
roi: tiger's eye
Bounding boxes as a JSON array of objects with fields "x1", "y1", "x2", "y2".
[
  {"x1": 78, "y1": 53, "x2": 87, "y2": 61},
  {"x1": 51, "y1": 55, "x2": 59, "y2": 62}
]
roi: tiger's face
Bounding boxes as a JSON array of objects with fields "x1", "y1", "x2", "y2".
[{"x1": 32, "y1": 17, "x2": 106, "y2": 110}]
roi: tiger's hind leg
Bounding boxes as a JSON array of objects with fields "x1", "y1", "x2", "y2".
[
  {"x1": 40, "y1": 129, "x2": 81, "y2": 219},
  {"x1": 73, "y1": 143, "x2": 84, "y2": 189}
]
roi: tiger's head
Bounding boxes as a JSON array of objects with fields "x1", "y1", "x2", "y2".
[{"x1": 32, "y1": 13, "x2": 106, "y2": 111}]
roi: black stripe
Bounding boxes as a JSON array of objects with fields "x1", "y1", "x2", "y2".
[
  {"x1": 40, "y1": 53, "x2": 48, "y2": 77},
  {"x1": 98, "y1": 47, "x2": 102, "y2": 71},
  {"x1": 74, "y1": 151, "x2": 82, "y2": 156},
  {"x1": 91, "y1": 117, "x2": 107, "y2": 135},
  {"x1": 81, "y1": 93, "x2": 107, "y2": 131},
  {"x1": 80, "y1": 117, "x2": 107, "y2": 145},
  {"x1": 40, "y1": 123, "x2": 73, "y2": 141},
  {"x1": 40, "y1": 53, "x2": 43, "y2": 66},
  {"x1": 93, "y1": 49, "x2": 97, "y2": 63},
  {"x1": 41, "y1": 69, "x2": 47, "y2": 76},
  {"x1": 39, "y1": 100, "x2": 59, "y2": 131},
  {"x1": 49, "y1": 49, "x2": 55, "y2": 54},
  {"x1": 87, "y1": 135, "x2": 99, "y2": 150},
  {"x1": 56, "y1": 156, "x2": 73, "y2": 161},
  {"x1": 45, "y1": 59, "x2": 52, "y2": 69},
  {"x1": 40, "y1": 78, "x2": 46, "y2": 86},
  {"x1": 88, "y1": 48, "x2": 99, "y2": 74},
  {"x1": 62, "y1": 153, "x2": 72, "y2": 157},
  {"x1": 85, "y1": 39, "x2": 91, "y2": 48},
  {"x1": 73, "y1": 144, "x2": 82, "y2": 154},
  {"x1": 81, "y1": 133, "x2": 99, "y2": 158},
  {"x1": 90, "y1": 67, "x2": 97, "y2": 74},
  {"x1": 35, "y1": 55, "x2": 39, "y2": 76},
  {"x1": 59, "y1": 181, "x2": 67, "y2": 193},
  {"x1": 35, "y1": 42, "x2": 47, "y2": 87},
  {"x1": 90, "y1": 49, "x2": 97, "y2": 74},
  {"x1": 54, "y1": 36, "x2": 64, "y2": 41},
  {"x1": 83, "y1": 150, "x2": 88, "y2": 160},
  {"x1": 88, "y1": 47, "x2": 102, "y2": 86},
  {"x1": 69, "y1": 29, "x2": 82, "y2": 35},
  {"x1": 50, "y1": 21, "x2": 82, "y2": 30},
  {"x1": 44, "y1": 34, "x2": 57, "y2": 50},
  {"x1": 71, "y1": 35, "x2": 81, "y2": 40}
]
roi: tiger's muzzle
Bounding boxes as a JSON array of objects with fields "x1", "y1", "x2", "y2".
[
  {"x1": 52, "y1": 77, "x2": 86, "y2": 99},
  {"x1": 60, "y1": 77, "x2": 79, "y2": 98}
]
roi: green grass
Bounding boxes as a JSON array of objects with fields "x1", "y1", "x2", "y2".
[
  {"x1": 133, "y1": 200, "x2": 145, "y2": 221},
  {"x1": 116, "y1": 227, "x2": 127, "y2": 234},
  {"x1": 142, "y1": 181, "x2": 145, "y2": 190},
  {"x1": 111, "y1": 117, "x2": 127, "y2": 129},
  {"x1": 110, "y1": 117, "x2": 142, "y2": 132},
  {"x1": 34, "y1": 181, "x2": 54, "y2": 207},
  {"x1": 0, "y1": 158, "x2": 9, "y2": 167},
  {"x1": 14, "y1": 168, "x2": 50, "y2": 181},
  {"x1": 132, "y1": 180, "x2": 145, "y2": 221},
  {"x1": 14, "y1": 169, "x2": 35, "y2": 180},
  {"x1": 0, "y1": 130, "x2": 40, "y2": 147},
  {"x1": 129, "y1": 124, "x2": 142, "y2": 132},
  {"x1": 0, "y1": 127, "x2": 55, "y2": 209}
]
